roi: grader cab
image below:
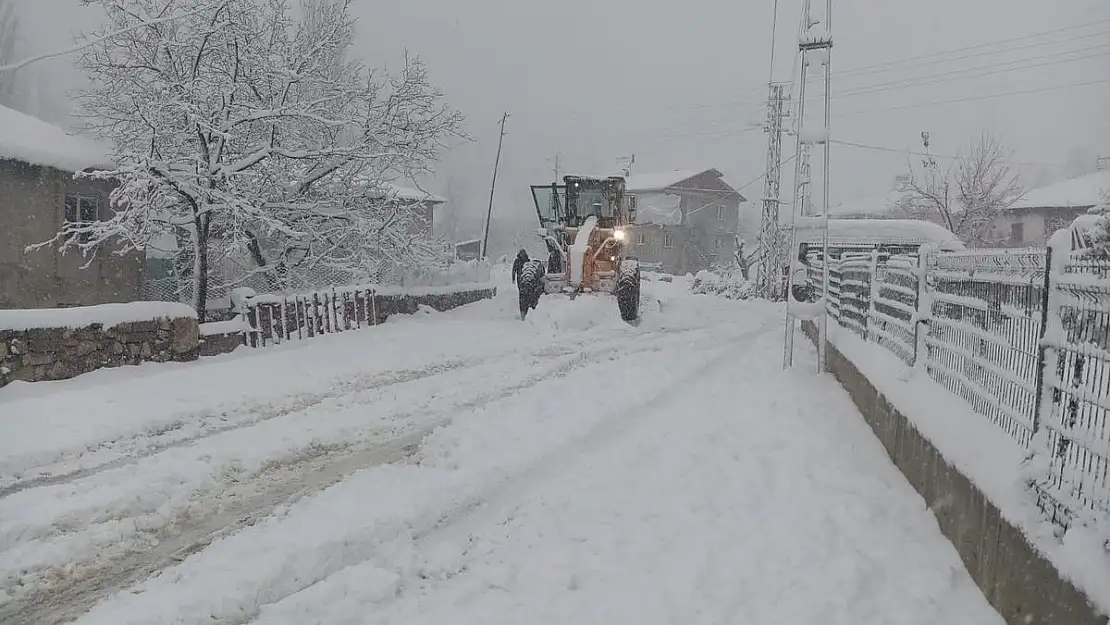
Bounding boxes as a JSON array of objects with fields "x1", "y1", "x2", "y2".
[{"x1": 529, "y1": 175, "x2": 641, "y2": 322}]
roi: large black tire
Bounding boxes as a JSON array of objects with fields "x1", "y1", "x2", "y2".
[
  {"x1": 615, "y1": 260, "x2": 641, "y2": 323},
  {"x1": 518, "y1": 260, "x2": 545, "y2": 319}
]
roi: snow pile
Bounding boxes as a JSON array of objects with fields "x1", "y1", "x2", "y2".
[
  {"x1": 0, "y1": 302, "x2": 196, "y2": 331},
  {"x1": 691, "y1": 270, "x2": 757, "y2": 300},
  {"x1": 0, "y1": 105, "x2": 114, "y2": 173},
  {"x1": 391, "y1": 258, "x2": 493, "y2": 288}
]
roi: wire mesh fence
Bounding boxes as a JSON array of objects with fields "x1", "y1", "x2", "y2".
[
  {"x1": 1039, "y1": 251, "x2": 1110, "y2": 528},
  {"x1": 805, "y1": 243, "x2": 1110, "y2": 535}
]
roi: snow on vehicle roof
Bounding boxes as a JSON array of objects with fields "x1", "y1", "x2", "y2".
[
  {"x1": 0, "y1": 105, "x2": 114, "y2": 173},
  {"x1": 1006, "y1": 169, "x2": 1110, "y2": 211},
  {"x1": 793, "y1": 217, "x2": 965, "y2": 249},
  {"x1": 624, "y1": 169, "x2": 706, "y2": 192}
]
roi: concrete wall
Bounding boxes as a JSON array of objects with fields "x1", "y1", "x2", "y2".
[
  {"x1": 0, "y1": 159, "x2": 143, "y2": 309},
  {"x1": 800, "y1": 321, "x2": 1106, "y2": 625}
]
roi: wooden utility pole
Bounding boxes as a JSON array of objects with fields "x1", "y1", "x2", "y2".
[{"x1": 481, "y1": 112, "x2": 509, "y2": 259}]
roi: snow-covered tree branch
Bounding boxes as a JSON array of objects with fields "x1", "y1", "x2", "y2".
[
  {"x1": 906, "y1": 131, "x2": 1024, "y2": 246},
  {"x1": 44, "y1": 0, "x2": 462, "y2": 320},
  {"x1": 1092, "y1": 191, "x2": 1110, "y2": 258}
]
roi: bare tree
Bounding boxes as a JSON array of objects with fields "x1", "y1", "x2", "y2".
[
  {"x1": 37, "y1": 0, "x2": 462, "y2": 321},
  {"x1": 907, "y1": 131, "x2": 1024, "y2": 246}
]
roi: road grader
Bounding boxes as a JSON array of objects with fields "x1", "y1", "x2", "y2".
[{"x1": 528, "y1": 175, "x2": 641, "y2": 323}]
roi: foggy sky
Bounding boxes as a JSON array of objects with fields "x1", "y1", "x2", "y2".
[{"x1": 14, "y1": 0, "x2": 1110, "y2": 248}]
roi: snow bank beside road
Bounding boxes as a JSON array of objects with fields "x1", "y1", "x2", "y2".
[{"x1": 825, "y1": 324, "x2": 1110, "y2": 616}]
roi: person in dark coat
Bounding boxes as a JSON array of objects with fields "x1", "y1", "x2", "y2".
[{"x1": 511, "y1": 249, "x2": 529, "y2": 286}]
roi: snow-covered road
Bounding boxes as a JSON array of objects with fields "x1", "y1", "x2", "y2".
[{"x1": 0, "y1": 276, "x2": 1002, "y2": 625}]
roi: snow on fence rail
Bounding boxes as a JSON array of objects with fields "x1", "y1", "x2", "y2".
[
  {"x1": 236, "y1": 282, "x2": 496, "y2": 348},
  {"x1": 807, "y1": 243, "x2": 1110, "y2": 534}
]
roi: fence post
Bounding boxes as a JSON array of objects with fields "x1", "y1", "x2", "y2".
[
  {"x1": 1031, "y1": 244, "x2": 1056, "y2": 435},
  {"x1": 912, "y1": 245, "x2": 935, "y2": 371},
  {"x1": 865, "y1": 249, "x2": 879, "y2": 341}
]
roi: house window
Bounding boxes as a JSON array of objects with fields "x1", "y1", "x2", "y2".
[
  {"x1": 1009, "y1": 222, "x2": 1024, "y2": 244},
  {"x1": 637, "y1": 231, "x2": 646, "y2": 246},
  {"x1": 714, "y1": 237, "x2": 725, "y2": 250},
  {"x1": 64, "y1": 194, "x2": 100, "y2": 243},
  {"x1": 717, "y1": 205, "x2": 727, "y2": 221},
  {"x1": 663, "y1": 233, "x2": 674, "y2": 248}
]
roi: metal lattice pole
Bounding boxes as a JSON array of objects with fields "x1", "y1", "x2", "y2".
[
  {"x1": 758, "y1": 83, "x2": 787, "y2": 300},
  {"x1": 783, "y1": 0, "x2": 833, "y2": 370}
]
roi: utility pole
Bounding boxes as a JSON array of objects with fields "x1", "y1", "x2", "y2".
[
  {"x1": 757, "y1": 83, "x2": 787, "y2": 300},
  {"x1": 481, "y1": 112, "x2": 509, "y2": 260},
  {"x1": 783, "y1": 0, "x2": 833, "y2": 371},
  {"x1": 618, "y1": 154, "x2": 636, "y2": 178}
]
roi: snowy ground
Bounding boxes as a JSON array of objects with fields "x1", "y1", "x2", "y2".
[{"x1": 0, "y1": 275, "x2": 1002, "y2": 625}]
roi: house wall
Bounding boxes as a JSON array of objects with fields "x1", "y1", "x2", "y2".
[
  {"x1": 0, "y1": 159, "x2": 143, "y2": 309},
  {"x1": 629, "y1": 224, "x2": 688, "y2": 274},
  {"x1": 988, "y1": 207, "x2": 1089, "y2": 247},
  {"x1": 672, "y1": 171, "x2": 742, "y2": 272}
]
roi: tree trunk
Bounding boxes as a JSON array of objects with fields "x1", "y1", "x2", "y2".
[{"x1": 192, "y1": 212, "x2": 211, "y2": 322}]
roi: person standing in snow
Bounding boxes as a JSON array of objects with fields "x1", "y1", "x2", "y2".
[{"x1": 511, "y1": 249, "x2": 529, "y2": 286}]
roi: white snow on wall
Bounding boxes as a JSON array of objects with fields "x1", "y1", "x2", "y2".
[
  {"x1": 0, "y1": 105, "x2": 114, "y2": 173},
  {"x1": 1007, "y1": 170, "x2": 1110, "y2": 211},
  {"x1": 633, "y1": 192, "x2": 683, "y2": 226},
  {"x1": 0, "y1": 302, "x2": 197, "y2": 332}
]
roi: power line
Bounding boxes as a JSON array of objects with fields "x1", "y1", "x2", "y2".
[
  {"x1": 813, "y1": 18, "x2": 1110, "y2": 80},
  {"x1": 826, "y1": 44, "x2": 1110, "y2": 99},
  {"x1": 834, "y1": 76, "x2": 1110, "y2": 117},
  {"x1": 829, "y1": 139, "x2": 1061, "y2": 168}
]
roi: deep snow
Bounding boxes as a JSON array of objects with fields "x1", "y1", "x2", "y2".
[{"x1": 0, "y1": 274, "x2": 1004, "y2": 625}]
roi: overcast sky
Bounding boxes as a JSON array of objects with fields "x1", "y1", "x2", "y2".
[{"x1": 13, "y1": 0, "x2": 1110, "y2": 244}]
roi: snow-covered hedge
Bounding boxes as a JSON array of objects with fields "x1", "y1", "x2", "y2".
[{"x1": 690, "y1": 270, "x2": 757, "y2": 300}]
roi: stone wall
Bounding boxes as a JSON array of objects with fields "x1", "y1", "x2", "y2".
[
  {"x1": 799, "y1": 321, "x2": 1106, "y2": 625},
  {"x1": 0, "y1": 317, "x2": 199, "y2": 387},
  {"x1": 0, "y1": 287, "x2": 497, "y2": 387}
]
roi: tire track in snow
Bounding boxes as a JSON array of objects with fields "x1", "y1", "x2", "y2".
[
  {"x1": 0, "y1": 326, "x2": 701, "y2": 499},
  {"x1": 0, "y1": 322, "x2": 726, "y2": 625},
  {"x1": 247, "y1": 322, "x2": 780, "y2": 625}
]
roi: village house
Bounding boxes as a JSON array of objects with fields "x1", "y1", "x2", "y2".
[
  {"x1": 990, "y1": 162, "x2": 1110, "y2": 247},
  {"x1": 0, "y1": 105, "x2": 143, "y2": 309},
  {"x1": 625, "y1": 168, "x2": 747, "y2": 275}
]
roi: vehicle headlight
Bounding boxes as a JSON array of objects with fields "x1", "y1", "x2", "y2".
[{"x1": 613, "y1": 229, "x2": 626, "y2": 241}]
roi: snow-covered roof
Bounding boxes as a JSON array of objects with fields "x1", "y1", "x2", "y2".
[
  {"x1": 1006, "y1": 169, "x2": 1110, "y2": 211},
  {"x1": 0, "y1": 105, "x2": 114, "y2": 173},
  {"x1": 362, "y1": 181, "x2": 446, "y2": 204},
  {"x1": 793, "y1": 217, "x2": 965, "y2": 250},
  {"x1": 624, "y1": 169, "x2": 704, "y2": 192},
  {"x1": 388, "y1": 183, "x2": 446, "y2": 204}
]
